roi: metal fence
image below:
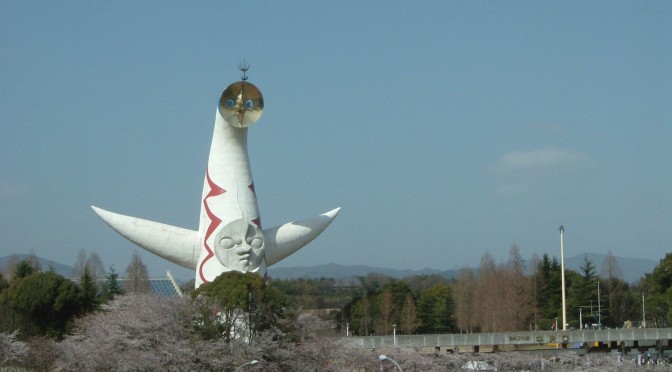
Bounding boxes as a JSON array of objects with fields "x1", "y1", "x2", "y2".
[{"x1": 344, "y1": 328, "x2": 672, "y2": 349}]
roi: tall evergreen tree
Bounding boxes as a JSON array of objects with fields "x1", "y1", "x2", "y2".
[
  {"x1": 569, "y1": 256, "x2": 599, "y2": 327},
  {"x1": 79, "y1": 267, "x2": 99, "y2": 313},
  {"x1": 544, "y1": 255, "x2": 563, "y2": 320},
  {"x1": 14, "y1": 260, "x2": 35, "y2": 279},
  {"x1": 643, "y1": 253, "x2": 672, "y2": 327},
  {"x1": 417, "y1": 283, "x2": 456, "y2": 333},
  {"x1": 0, "y1": 271, "x2": 82, "y2": 338},
  {"x1": 0, "y1": 272, "x2": 8, "y2": 294},
  {"x1": 100, "y1": 266, "x2": 123, "y2": 302}
]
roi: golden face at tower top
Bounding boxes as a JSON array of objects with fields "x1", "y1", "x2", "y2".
[{"x1": 219, "y1": 81, "x2": 264, "y2": 128}]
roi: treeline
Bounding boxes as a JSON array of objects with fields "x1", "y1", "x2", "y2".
[
  {"x1": 452, "y1": 246, "x2": 630, "y2": 333},
  {"x1": 269, "y1": 246, "x2": 672, "y2": 335},
  {"x1": 3, "y1": 246, "x2": 672, "y2": 340}
]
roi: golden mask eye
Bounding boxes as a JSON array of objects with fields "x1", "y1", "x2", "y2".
[{"x1": 219, "y1": 81, "x2": 264, "y2": 128}]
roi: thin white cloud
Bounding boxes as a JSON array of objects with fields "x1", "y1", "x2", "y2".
[
  {"x1": 492, "y1": 147, "x2": 588, "y2": 174},
  {"x1": 490, "y1": 147, "x2": 595, "y2": 196}
]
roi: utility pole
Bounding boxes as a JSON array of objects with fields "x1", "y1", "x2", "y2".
[{"x1": 560, "y1": 226, "x2": 567, "y2": 331}]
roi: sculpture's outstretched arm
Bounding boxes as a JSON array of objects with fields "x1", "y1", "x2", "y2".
[
  {"x1": 91, "y1": 206, "x2": 199, "y2": 270},
  {"x1": 264, "y1": 207, "x2": 341, "y2": 266}
]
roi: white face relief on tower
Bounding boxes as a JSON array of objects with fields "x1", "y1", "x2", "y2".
[{"x1": 214, "y1": 219, "x2": 265, "y2": 272}]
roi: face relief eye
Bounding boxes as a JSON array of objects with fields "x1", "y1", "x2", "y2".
[
  {"x1": 244, "y1": 100, "x2": 254, "y2": 109},
  {"x1": 249, "y1": 237, "x2": 263, "y2": 249},
  {"x1": 220, "y1": 237, "x2": 235, "y2": 249},
  {"x1": 227, "y1": 99, "x2": 236, "y2": 108}
]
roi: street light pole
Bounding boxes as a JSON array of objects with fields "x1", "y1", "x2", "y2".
[
  {"x1": 560, "y1": 226, "x2": 567, "y2": 331},
  {"x1": 579, "y1": 307, "x2": 582, "y2": 330},
  {"x1": 379, "y1": 355, "x2": 403, "y2": 372},
  {"x1": 235, "y1": 360, "x2": 258, "y2": 372}
]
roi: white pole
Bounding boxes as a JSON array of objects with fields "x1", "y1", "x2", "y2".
[
  {"x1": 579, "y1": 308, "x2": 583, "y2": 330},
  {"x1": 560, "y1": 226, "x2": 567, "y2": 331},
  {"x1": 597, "y1": 281, "x2": 601, "y2": 329},
  {"x1": 642, "y1": 293, "x2": 646, "y2": 328}
]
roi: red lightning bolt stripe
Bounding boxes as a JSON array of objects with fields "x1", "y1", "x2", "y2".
[
  {"x1": 198, "y1": 169, "x2": 226, "y2": 284},
  {"x1": 249, "y1": 183, "x2": 261, "y2": 227}
]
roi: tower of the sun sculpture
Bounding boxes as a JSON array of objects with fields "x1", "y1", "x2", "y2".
[{"x1": 93, "y1": 67, "x2": 340, "y2": 288}]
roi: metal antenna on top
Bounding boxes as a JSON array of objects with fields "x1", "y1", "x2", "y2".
[{"x1": 239, "y1": 60, "x2": 250, "y2": 81}]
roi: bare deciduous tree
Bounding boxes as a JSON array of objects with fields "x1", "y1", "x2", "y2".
[
  {"x1": 476, "y1": 251, "x2": 499, "y2": 332},
  {"x1": 86, "y1": 252, "x2": 106, "y2": 281},
  {"x1": 500, "y1": 245, "x2": 532, "y2": 331},
  {"x1": 25, "y1": 250, "x2": 41, "y2": 272},
  {"x1": 601, "y1": 250, "x2": 623, "y2": 281},
  {"x1": 72, "y1": 251, "x2": 106, "y2": 281},
  {"x1": 529, "y1": 252, "x2": 543, "y2": 330},
  {"x1": 454, "y1": 267, "x2": 477, "y2": 333},
  {"x1": 375, "y1": 288, "x2": 394, "y2": 335},
  {"x1": 399, "y1": 293, "x2": 420, "y2": 334},
  {"x1": 123, "y1": 252, "x2": 150, "y2": 294},
  {"x1": 71, "y1": 250, "x2": 88, "y2": 278},
  {"x1": 601, "y1": 250, "x2": 631, "y2": 327},
  {"x1": 2, "y1": 255, "x2": 17, "y2": 280}
]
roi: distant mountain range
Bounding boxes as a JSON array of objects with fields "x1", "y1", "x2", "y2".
[
  {"x1": 267, "y1": 264, "x2": 463, "y2": 281},
  {"x1": 0, "y1": 252, "x2": 658, "y2": 284},
  {"x1": 0, "y1": 254, "x2": 74, "y2": 278},
  {"x1": 267, "y1": 253, "x2": 657, "y2": 284}
]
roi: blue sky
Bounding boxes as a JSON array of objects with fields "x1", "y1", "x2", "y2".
[{"x1": 1, "y1": 2, "x2": 670, "y2": 280}]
